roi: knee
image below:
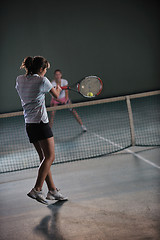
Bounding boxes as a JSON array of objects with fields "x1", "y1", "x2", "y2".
[
  {"x1": 51, "y1": 155, "x2": 55, "y2": 163},
  {"x1": 47, "y1": 154, "x2": 55, "y2": 164}
]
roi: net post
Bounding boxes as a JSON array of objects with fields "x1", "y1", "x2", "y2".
[{"x1": 126, "y1": 96, "x2": 135, "y2": 146}]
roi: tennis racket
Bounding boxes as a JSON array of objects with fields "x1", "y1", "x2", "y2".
[{"x1": 61, "y1": 76, "x2": 103, "y2": 98}]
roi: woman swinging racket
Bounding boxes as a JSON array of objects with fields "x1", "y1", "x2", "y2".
[{"x1": 15, "y1": 56, "x2": 67, "y2": 204}]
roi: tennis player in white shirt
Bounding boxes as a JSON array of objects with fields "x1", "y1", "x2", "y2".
[
  {"x1": 16, "y1": 56, "x2": 67, "y2": 204},
  {"x1": 49, "y1": 69, "x2": 87, "y2": 132}
]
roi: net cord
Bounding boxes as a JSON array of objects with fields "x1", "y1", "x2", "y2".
[
  {"x1": 0, "y1": 90, "x2": 159, "y2": 119},
  {"x1": 126, "y1": 96, "x2": 135, "y2": 146}
]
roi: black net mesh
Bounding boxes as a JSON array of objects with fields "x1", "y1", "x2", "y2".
[{"x1": 0, "y1": 92, "x2": 159, "y2": 173}]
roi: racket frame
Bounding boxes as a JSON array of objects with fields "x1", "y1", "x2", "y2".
[{"x1": 61, "y1": 75, "x2": 103, "y2": 98}]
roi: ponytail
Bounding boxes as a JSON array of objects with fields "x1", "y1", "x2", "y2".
[
  {"x1": 20, "y1": 56, "x2": 33, "y2": 75},
  {"x1": 20, "y1": 56, "x2": 50, "y2": 75}
]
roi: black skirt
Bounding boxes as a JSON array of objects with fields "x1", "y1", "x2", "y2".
[{"x1": 26, "y1": 121, "x2": 53, "y2": 143}]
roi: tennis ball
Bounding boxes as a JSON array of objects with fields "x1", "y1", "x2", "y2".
[{"x1": 87, "y1": 92, "x2": 94, "y2": 97}]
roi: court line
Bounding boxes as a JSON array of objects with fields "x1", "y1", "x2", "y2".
[{"x1": 94, "y1": 133, "x2": 160, "y2": 170}]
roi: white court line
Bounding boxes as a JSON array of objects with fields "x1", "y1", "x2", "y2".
[{"x1": 94, "y1": 133, "x2": 160, "y2": 170}]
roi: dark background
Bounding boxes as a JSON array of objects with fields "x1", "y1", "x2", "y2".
[{"x1": 0, "y1": 0, "x2": 159, "y2": 113}]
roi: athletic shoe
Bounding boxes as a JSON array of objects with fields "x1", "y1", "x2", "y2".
[
  {"x1": 81, "y1": 125, "x2": 87, "y2": 132},
  {"x1": 46, "y1": 188, "x2": 68, "y2": 201},
  {"x1": 27, "y1": 188, "x2": 48, "y2": 205}
]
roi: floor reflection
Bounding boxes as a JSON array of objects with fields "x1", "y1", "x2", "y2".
[{"x1": 34, "y1": 201, "x2": 67, "y2": 240}]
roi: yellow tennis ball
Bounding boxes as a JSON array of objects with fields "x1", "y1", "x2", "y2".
[{"x1": 87, "y1": 92, "x2": 93, "y2": 97}]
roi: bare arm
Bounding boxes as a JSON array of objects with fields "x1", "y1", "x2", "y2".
[
  {"x1": 49, "y1": 85, "x2": 61, "y2": 99},
  {"x1": 65, "y1": 86, "x2": 69, "y2": 102}
]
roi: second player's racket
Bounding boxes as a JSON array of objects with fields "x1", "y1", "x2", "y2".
[{"x1": 61, "y1": 75, "x2": 103, "y2": 98}]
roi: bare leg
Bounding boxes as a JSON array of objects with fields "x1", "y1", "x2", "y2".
[
  {"x1": 49, "y1": 110, "x2": 56, "y2": 128},
  {"x1": 71, "y1": 109, "x2": 83, "y2": 125},
  {"x1": 49, "y1": 102, "x2": 58, "y2": 128},
  {"x1": 33, "y1": 141, "x2": 56, "y2": 191},
  {"x1": 34, "y1": 137, "x2": 56, "y2": 191},
  {"x1": 67, "y1": 99, "x2": 83, "y2": 126}
]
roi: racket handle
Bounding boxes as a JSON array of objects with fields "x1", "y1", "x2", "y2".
[{"x1": 61, "y1": 86, "x2": 69, "y2": 90}]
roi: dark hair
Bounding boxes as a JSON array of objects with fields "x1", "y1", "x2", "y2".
[
  {"x1": 20, "y1": 56, "x2": 50, "y2": 75},
  {"x1": 54, "y1": 69, "x2": 62, "y2": 75},
  {"x1": 20, "y1": 56, "x2": 33, "y2": 75}
]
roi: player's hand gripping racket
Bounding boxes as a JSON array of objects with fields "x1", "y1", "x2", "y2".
[{"x1": 61, "y1": 76, "x2": 103, "y2": 98}]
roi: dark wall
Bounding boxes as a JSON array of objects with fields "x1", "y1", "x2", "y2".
[{"x1": 0, "y1": 0, "x2": 159, "y2": 113}]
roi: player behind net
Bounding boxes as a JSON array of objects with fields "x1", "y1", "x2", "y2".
[{"x1": 49, "y1": 69, "x2": 87, "y2": 132}]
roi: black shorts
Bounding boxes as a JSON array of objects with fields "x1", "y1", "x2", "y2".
[{"x1": 26, "y1": 121, "x2": 53, "y2": 143}]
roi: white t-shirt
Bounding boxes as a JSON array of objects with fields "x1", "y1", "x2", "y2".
[
  {"x1": 15, "y1": 74, "x2": 53, "y2": 123},
  {"x1": 51, "y1": 79, "x2": 68, "y2": 99}
]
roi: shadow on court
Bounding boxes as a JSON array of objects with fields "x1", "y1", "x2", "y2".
[
  {"x1": 34, "y1": 201, "x2": 66, "y2": 240},
  {"x1": 0, "y1": 147, "x2": 160, "y2": 240}
]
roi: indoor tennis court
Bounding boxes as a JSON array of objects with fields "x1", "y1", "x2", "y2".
[
  {"x1": 0, "y1": 146, "x2": 160, "y2": 240},
  {"x1": 0, "y1": 92, "x2": 160, "y2": 239},
  {"x1": 0, "y1": 1, "x2": 159, "y2": 240}
]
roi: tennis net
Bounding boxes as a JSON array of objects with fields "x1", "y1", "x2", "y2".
[{"x1": 0, "y1": 90, "x2": 159, "y2": 173}]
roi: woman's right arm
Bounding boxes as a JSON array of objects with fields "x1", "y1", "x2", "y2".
[{"x1": 49, "y1": 85, "x2": 62, "y2": 99}]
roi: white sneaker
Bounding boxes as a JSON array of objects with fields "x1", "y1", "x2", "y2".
[
  {"x1": 27, "y1": 188, "x2": 48, "y2": 205},
  {"x1": 81, "y1": 125, "x2": 87, "y2": 132},
  {"x1": 46, "y1": 189, "x2": 68, "y2": 201}
]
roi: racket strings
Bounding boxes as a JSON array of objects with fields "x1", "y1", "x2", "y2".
[{"x1": 79, "y1": 76, "x2": 102, "y2": 97}]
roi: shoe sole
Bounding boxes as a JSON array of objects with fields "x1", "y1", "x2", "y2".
[
  {"x1": 36, "y1": 197, "x2": 48, "y2": 205},
  {"x1": 27, "y1": 193, "x2": 48, "y2": 205},
  {"x1": 46, "y1": 196, "x2": 68, "y2": 201},
  {"x1": 58, "y1": 198, "x2": 68, "y2": 201},
  {"x1": 27, "y1": 193, "x2": 36, "y2": 199}
]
